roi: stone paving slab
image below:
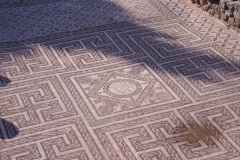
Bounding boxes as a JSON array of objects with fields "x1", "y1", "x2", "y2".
[{"x1": 0, "y1": 0, "x2": 240, "y2": 159}]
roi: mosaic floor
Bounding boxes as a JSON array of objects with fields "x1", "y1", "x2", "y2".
[{"x1": 1, "y1": 0, "x2": 240, "y2": 159}]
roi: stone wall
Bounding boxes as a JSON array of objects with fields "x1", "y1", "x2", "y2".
[{"x1": 191, "y1": 0, "x2": 240, "y2": 33}]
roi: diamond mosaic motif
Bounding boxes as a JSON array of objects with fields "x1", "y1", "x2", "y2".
[{"x1": 75, "y1": 65, "x2": 174, "y2": 115}]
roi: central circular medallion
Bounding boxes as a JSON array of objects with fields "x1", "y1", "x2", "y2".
[{"x1": 103, "y1": 79, "x2": 142, "y2": 98}]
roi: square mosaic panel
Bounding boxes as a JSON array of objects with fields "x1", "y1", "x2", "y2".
[{"x1": 73, "y1": 63, "x2": 177, "y2": 116}]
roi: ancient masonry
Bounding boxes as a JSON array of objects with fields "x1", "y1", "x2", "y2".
[{"x1": 191, "y1": 0, "x2": 240, "y2": 33}]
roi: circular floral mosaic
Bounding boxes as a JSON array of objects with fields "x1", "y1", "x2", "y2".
[{"x1": 103, "y1": 79, "x2": 142, "y2": 98}]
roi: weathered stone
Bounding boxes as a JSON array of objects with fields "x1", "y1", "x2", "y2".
[
  {"x1": 191, "y1": 0, "x2": 200, "y2": 4},
  {"x1": 219, "y1": 0, "x2": 232, "y2": 10},
  {"x1": 230, "y1": 25, "x2": 240, "y2": 33},
  {"x1": 228, "y1": 17, "x2": 235, "y2": 25},
  {"x1": 214, "y1": 13, "x2": 220, "y2": 19},
  {"x1": 226, "y1": 1, "x2": 240, "y2": 11},
  {"x1": 200, "y1": 0, "x2": 206, "y2": 6},
  {"x1": 221, "y1": 12, "x2": 229, "y2": 21},
  {"x1": 220, "y1": 19, "x2": 229, "y2": 25},
  {"x1": 208, "y1": 9, "x2": 213, "y2": 16},
  {"x1": 234, "y1": 11, "x2": 240, "y2": 19},
  {"x1": 233, "y1": 5, "x2": 240, "y2": 20},
  {"x1": 208, "y1": 4, "x2": 221, "y2": 17},
  {"x1": 191, "y1": 0, "x2": 240, "y2": 29},
  {"x1": 211, "y1": 4, "x2": 221, "y2": 16},
  {"x1": 225, "y1": 10, "x2": 232, "y2": 16},
  {"x1": 234, "y1": 19, "x2": 240, "y2": 27}
]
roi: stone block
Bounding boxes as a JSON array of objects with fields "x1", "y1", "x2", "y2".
[
  {"x1": 228, "y1": 17, "x2": 235, "y2": 25},
  {"x1": 221, "y1": 12, "x2": 229, "y2": 21},
  {"x1": 200, "y1": 0, "x2": 203, "y2": 5},
  {"x1": 211, "y1": 4, "x2": 221, "y2": 16},
  {"x1": 226, "y1": 1, "x2": 240, "y2": 10},
  {"x1": 230, "y1": 25, "x2": 240, "y2": 33},
  {"x1": 219, "y1": 0, "x2": 232, "y2": 10},
  {"x1": 214, "y1": 13, "x2": 220, "y2": 18},
  {"x1": 208, "y1": 9, "x2": 214, "y2": 16},
  {"x1": 234, "y1": 10, "x2": 240, "y2": 20},
  {"x1": 191, "y1": 0, "x2": 200, "y2": 4},
  {"x1": 234, "y1": 19, "x2": 240, "y2": 27},
  {"x1": 226, "y1": 1, "x2": 237, "y2": 6},
  {"x1": 220, "y1": 19, "x2": 229, "y2": 25},
  {"x1": 234, "y1": 5, "x2": 240, "y2": 20},
  {"x1": 225, "y1": 10, "x2": 232, "y2": 16}
]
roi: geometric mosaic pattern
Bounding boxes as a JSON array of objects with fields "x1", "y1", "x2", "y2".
[
  {"x1": 0, "y1": 0, "x2": 162, "y2": 42},
  {"x1": 1, "y1": 0, "x2": 240, "y2": 159}
]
